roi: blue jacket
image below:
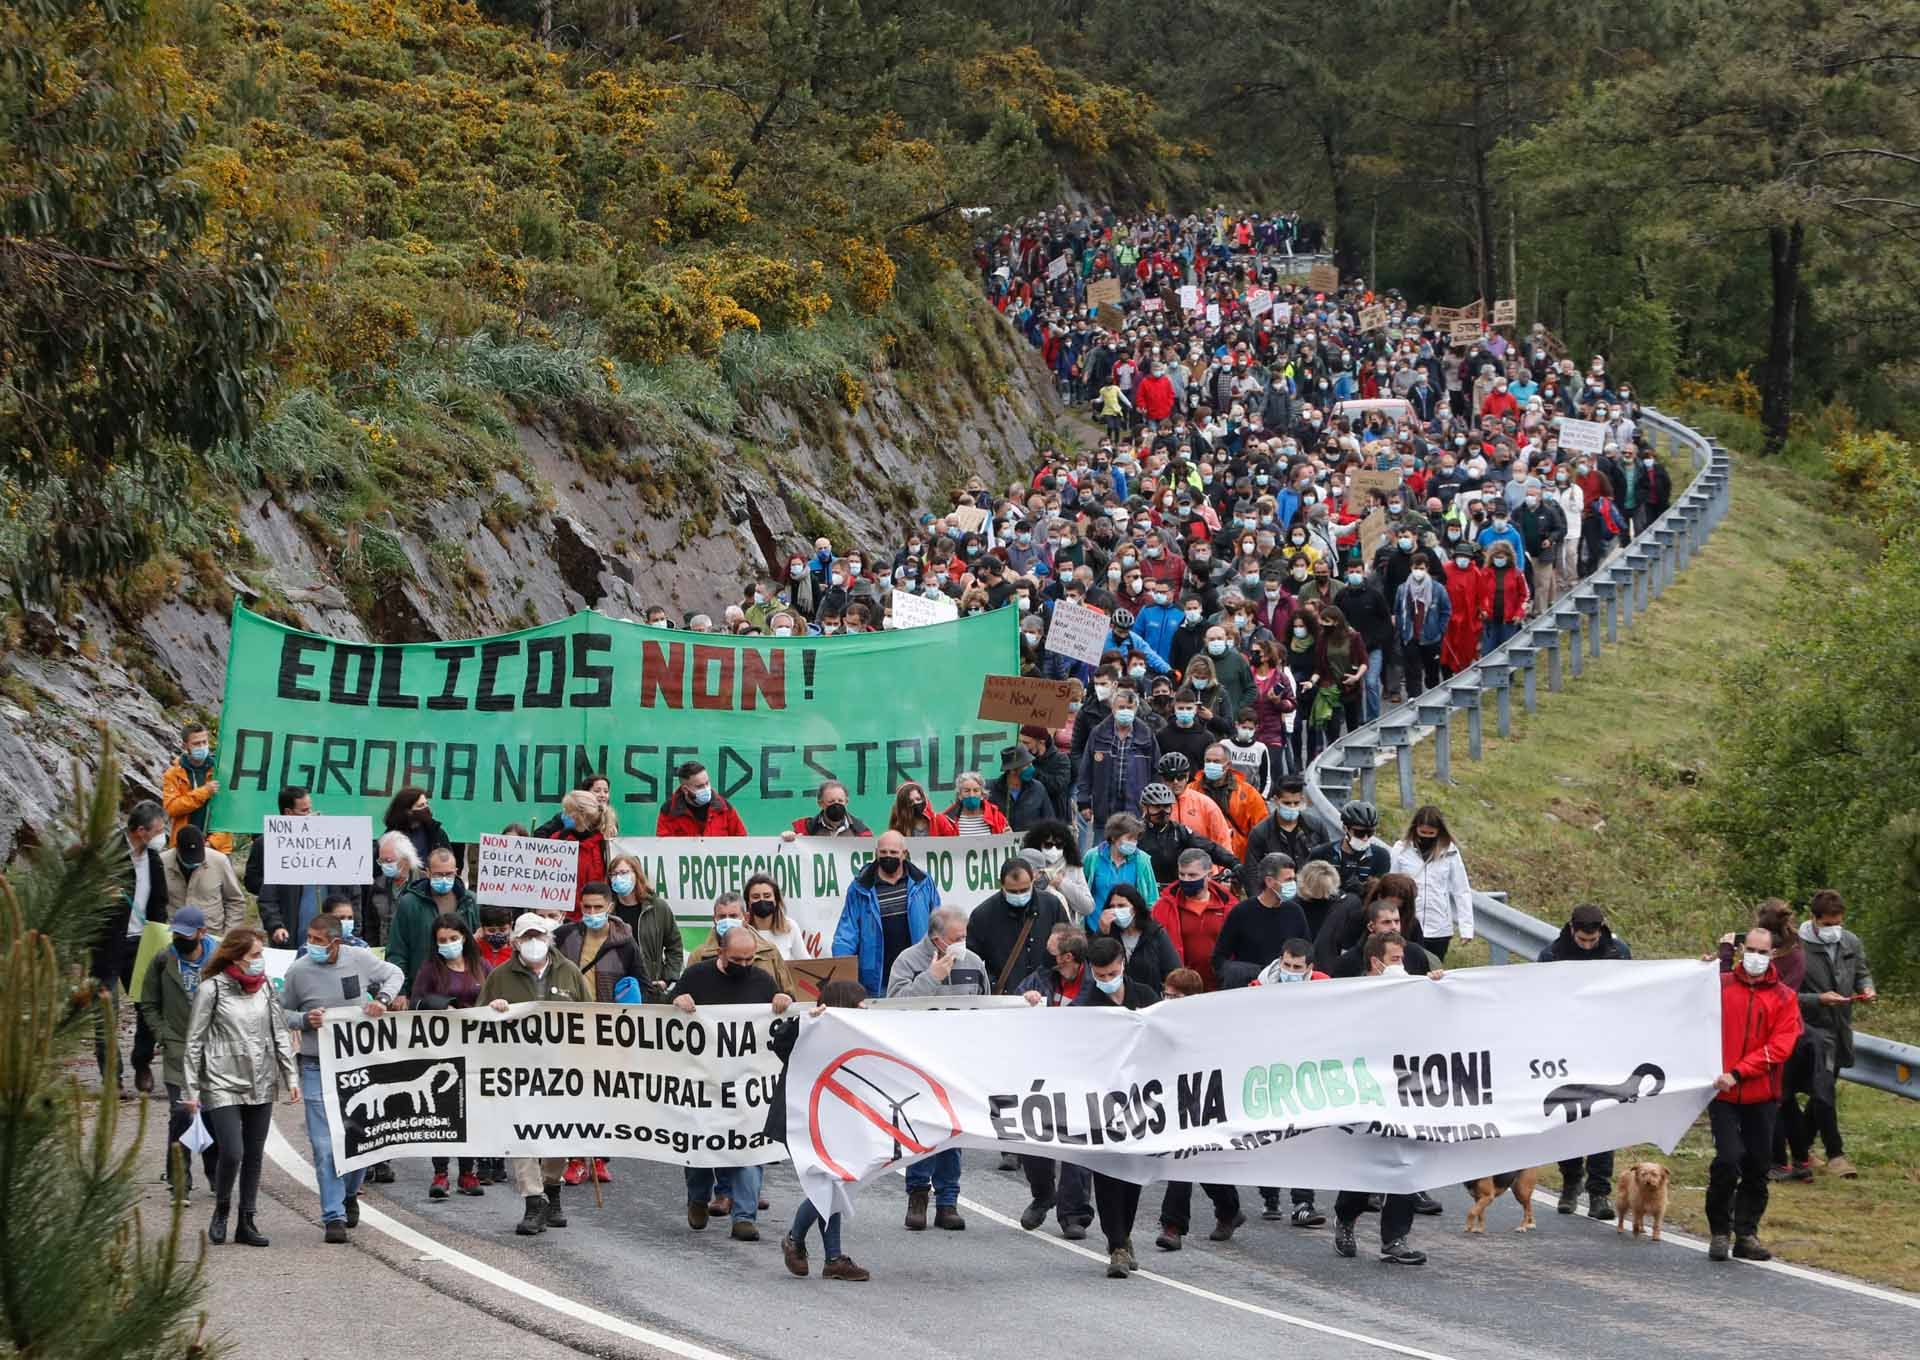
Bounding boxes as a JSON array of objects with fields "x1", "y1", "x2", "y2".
[
  {"x1": 1104, "y1": 628, "x2": 1170, "y2": 673},
  {"x1": 1476, "y1": 523, "x2": 1527, "y2": 571},
  {"x1": 1073, "y1": 715, "x2": 1161, "y2": 825},
  {"x1": 1134, "y1": 601, "x2": 1183, "y2": 661},
  {"x1": 831, "y1": 859, "x2": 941, "y2": 996},
  {"x1": 1394, "y1": 578, "x2": 1453, "y2": 647}
]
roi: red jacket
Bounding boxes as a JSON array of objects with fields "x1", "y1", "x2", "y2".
[
  {"x1": 1441, "y1": 565, "x2": 1490, "y2": 673},
  {"x1": 655, "y1": 790, "x2": 750, "y2": 838},
  {"x1": 1719, "y1": 965, "x2": 1804, "y2": 1105},
  {"x1": 1480, "y1": 390, "x2": 1519, "y2": 422},
  {"x1": 940, "y1": 800, "x2": 1010, "y2": 834},
  {"x1": 1484, "y1": 563, "x2": 1530, "y2": 624},
  {"x1": 1136, "y1": 374, "x2": 1176, "y2": 422},
  {"x1": 548, "y1": 828, "x2": 608, "y2": 914},
  {"x1": 1151, "y1": 880, "x2": 1236, "y2": 991}
]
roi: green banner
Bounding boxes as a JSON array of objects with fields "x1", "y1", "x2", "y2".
[{"x1": 210, "y1": 605, "x2": 1018, "y2": 841}]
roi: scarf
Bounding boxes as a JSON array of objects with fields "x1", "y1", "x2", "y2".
[{"x1": 224, "y1": 964, "x2": 269, "y2": 994}]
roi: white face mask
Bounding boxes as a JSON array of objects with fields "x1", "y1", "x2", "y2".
[
  {"x1": 1379, "y1": 963, "x2": 1408, "y2": 978},
  {"x1": 1815, "y1": 924, "x2": 1843, "y2": 945},
  {"x1": 1274, "y1": 968, "x2": 1308, "y2": 984},
  {"x1": 519, "y1": 938, "x2": 551, "y2": 965},
  {"x1": 1739, "y1": 950, "x2": 1770, "y2": 977}
]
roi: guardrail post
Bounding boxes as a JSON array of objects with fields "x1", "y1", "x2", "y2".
[
  {"x1": 1594, "y1": 577, "x2": 1619, "y2": 645},
  {"x1": 1379, "y1": 719, "x2": 1416, "y2": 809},
  {"x1": 1613, "y1": 563, "x2": 1636, "y2": 629},
  {"x1": 1487, "y1": 938, "x2": 1510, "y2": 965},
  {"x1": 1417, "y1": 695, "x2": 1453, "y2": 785},
  {"x1": 1480, "y1": 661, "x2": 1512, "y2": 738},
  {"x1": 1558, "y1": 610, "x2": 1583, "y2": 678},
  {"x1": 1633, "y1": 546, "x2": 1654, "y2": 610},
  {"x1": 1507, "y1": 645, "x2": 1539, "y2": 712},
  {"x1": 1576, "y1": 594, "x2": 1602, "y2": 658},
  {"x1": 1654, "y1": 527, "x2": 1678, "y2": 593},
  {"x1": 1540, "y1": 629, "x2": 1562, "y2": 692},
  {"x1": 1463, "y1": 687, "x2": 1484, "y2": 760}
]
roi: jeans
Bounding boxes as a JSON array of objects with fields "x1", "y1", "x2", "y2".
[
  {"x1": 1706, "y1": 1100, "x2": 1775, "y2": 1236},
  {"x1": 1159, "y1": 1181, "x2": 1240, "y2": 1233},
  {"x1": 1021, "y1": 1155, "x2": 1091, "y2": 1227},
  {"x1": 789, "y1": 1197, "x2": 842, "y2": 1258},
  {"x1": 687, "y1": 1163, "x2": 763, "y2": 1222},
  {"x1": 1484, "y1": 619, "x2": 1521, "y2": 652},
  {"x1": 1363, "y1": 649, "x2": 1384, "y2": 722},
  {"x1": 300, "y1": 1060, "x2": 365, "y2": 1223},
  {"x1": 164, "y1": 1082, "x2": 219, "y2": 1193},
  {"x1": 905, "y1": 1147, "x2": 962, "y2": 1206},
  {"x1": 1335, "y1": 1189, "x2": 1415, "y2": 1245},
  {"x1": 1558, "y1": 1150, "x2": 1614, "y2": 1200},
  {"x1": 204, "y1": 1102, "x2": 272, "y2": 1216},
  {"x1": 1093, "y1": 1172, "x2": 1142, "y2": 1251}
]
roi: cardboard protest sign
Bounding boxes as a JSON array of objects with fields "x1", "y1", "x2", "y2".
[
  {"x1": 1043, "y1": 602, "x2": 1111, "y2": 665},
  {"x1": 1308, "y1": 262, "x2": 1339, "y2": 293},
  {"x1": 1349, "y1": 469, "x2": 1403, "y2": 502},
  {"x1": 1097, "y1": 303, "x2": 1127, "y2": 332},
  {"x1": 1205, "y1": 303, "x2": 1222, "y2": 327},
  {"x1": 1358, "y1": 304, "x2": 1388, "y2": 331},
  {"x1": 950, "y1": 504, "x2": 988, "y2": 533},
  {"x1": 977, "y1": 675, "x2": 1078, "y2": 728},
  {"x1": 1178, "y1": 285, "x2": 1201, "y2": 312},
  {"x1": 476, "y1": 833, "x2": 581, "y2": 910},
  {"x1": 1492, "y1": 298, "x2": 1517, "y2": 326},
  {"x1": 891, "y1": 588, "x2": 958, "y2": 629},
  {"x1": 1087, "y1": 277, "x2": 1122, "y2": 308},
  {"x1": 1450, "y1": 318, "x2": 1483, "y2": 345},
  {"x1": 789, "y1": 956, "x2": 861, "y2": 1001},
  {"x1": 260, "y1": 815, "x2": 372, "y2": 886},
  {"x1": 1246, "y1": 288, "x2": 1272, "y2": 318},
  {"x1": 1358, "y1": 508, "x2": 1392, "y2": 564}
]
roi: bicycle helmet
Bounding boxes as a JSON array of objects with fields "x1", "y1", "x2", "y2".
[
  {"x1": 1156, "y1": 752, "x2": 1192, "y2": 779},
  {"x1": 1140, "y1": 782, "x2": 1177, "y2": 808},
  {"x1": 1339, "y1": 798, "x2": 1378, "y2": 832},
  {"x1": 1111, "y1": 607, "x2": 1135, "y2": 629}
]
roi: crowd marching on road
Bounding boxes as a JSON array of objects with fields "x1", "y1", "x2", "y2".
[{"x1": 95, "y1": 206, "x2": 1880, "y2": 1287}]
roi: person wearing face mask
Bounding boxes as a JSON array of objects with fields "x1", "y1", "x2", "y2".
[
  {"x1": 387, "y1": 845, "x2": 478, "y2": 1001},
  {"x1": 281, "y1": 915, "x2": 405, "y2": 1241},
  {"x1": 159, "y1": 823, "x2": 248, "y2": 937},
  {"x1": 1631, "y1": 445, "x2": 1671, "y2": 535},
  {"x1": 1252, "y1": 938, "x2": 1328, "y2": 986},
  {"x1": 1481, "y1": 541, "x2": 1530, "y2": 651},
  {"x1": 1006, "y1": 922, "x2": 1097, "y2": 1238},
  {"x1": 250, "y1": 785, "x2": 362, "y2": 947},
  {"x1": 742, "y1": 872, "x2": 822, "y2": 962},
  {"x1": 1092, "y1": 882, "x2": 1181, "y2": 995},
  {"x1": 886, "y1": 907, "x2": 985, "y2": 1232},
  {"x1": 368, "y1": 829, "x2": 422, "y2": 947},
  {"x1": 1551, "y1": 460, "x2": 1585, "y2": 592},
  {"x1": 1166, "y1": 591, "x2": 1213, "y2": 675},
  {"x1": 136, "y1": 905, "x2": 218, "y2": 1202},
  {"x1": 553, "y1": 882, "x2": 650, "y2": 1187},
  {"x1": 1074, "y1": 685, "x2": 1162, "y2": 829},
  {"x1": 604, "y1": 854, "x2": 681, "y2": 996},
  {"x1": 1512, "y1": 476, "x2": 1567, "y2": 614},
  {"x1": 1782, "y1": 891, "x2": 1875, "y2": 1183},
  {"x1": 1308, "y1": 798, "x2": 1392, "y2": 899},
  {"x1": 831, "y1": 830, "x2": 942, "y2": 997},
  {"x1": 1212, "y1": 852, "x2": 1312, "y2": 990},
  {"x1": 1149, "y1": 847, "x2": 1237, "y2": 991},
  {"x1": 887, "y1": 780, "x2": 959, "y2": 838},
  {"x1": 1083, "y1": 810, "x2": 1160, "y2": 926},
  {"x1": 655, "y1": 760, "x2": 750, "y2": 836},
  {"x1": 1195, "y1": 740, "x2": 1268, "y2": 859},
  {"x1": 1706, "y1": 926, "x2": 1804, "y2": 1262},
  {"x1": 1387, "y1": 806, "x2": 1474, "y2": 961},
  {"x1": 1244, "y1": 774, "x2": 1335, "y2": 877},
  {"x1": 688, "y1": 890, "x2": 798, "y2": 992},
  {"x1": 382, "y1": 784, "x2": 455, "y2": 871},
  {"x1": 162, "y1": 722, "x2": 233, "y2": 855},
  {"x1": 1536, "y1": 904, "x2": 1632, "y2": 1219},
  {"x1": 482, "y1": 914, "x2": 595, "y2": 1237},
  {"x1": 786, "y1": 779, "x2": 873, "y2": 839},
  {"x1": 1070, "y1": 935, "x2": 1162, "y2": 1278},
  {"x1": 540, "y1": 788, "x2": 609, "y2": 915},
  {"x1": 1222, "y1": 711, "x2": 1275, "y2": 796},
  {"x1": 475, "y1": 904, "x2": 516, "y2": 969},
  {"x1": 180, "y1": 927, "x2": 299, "y2": 1249},
  {"x1": 1440, "y1": 542, "x2": 1490, "y2": 676},
  {"x1": 1392, "y1": 551, "x2": 1451, "y2": 697}
]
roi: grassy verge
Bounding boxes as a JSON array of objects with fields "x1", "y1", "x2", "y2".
[{"x1": 1399, "y1": 446, "x2": 1918, "y2": 1288}]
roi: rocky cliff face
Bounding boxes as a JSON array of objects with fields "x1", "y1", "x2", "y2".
[{"x1": 0, "y1": 313, "x2": 1073, "y2": 855}]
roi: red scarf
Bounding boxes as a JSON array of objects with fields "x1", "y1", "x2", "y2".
[{"x1": 225, "y1": 964, "x2": 269, "y2": 994}]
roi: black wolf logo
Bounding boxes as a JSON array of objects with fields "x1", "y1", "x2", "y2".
[{"x1": 1542, "y1": 1063, "x2": 1666, "y2": 1123}]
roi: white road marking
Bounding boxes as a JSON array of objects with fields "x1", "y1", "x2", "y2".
[
  {"x1": 264, "y1": 1129, "x2": 741, "y2": 1360},
  {"x1": 1577, "y1": 1215, "x2": 1920, "y2": 1311}
]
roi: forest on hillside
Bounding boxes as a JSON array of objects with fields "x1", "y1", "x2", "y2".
[{"x1": 3, "y1": 0, "x2": 1917, "y2": 606}]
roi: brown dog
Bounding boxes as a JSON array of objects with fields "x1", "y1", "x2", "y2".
[
  {"x1": 1462, "y1": 1168, "x2": 1539, "y2": 1233},
  {"x1": 1616, "y1": 1162, "x2": 1671, "y2": 1241}
]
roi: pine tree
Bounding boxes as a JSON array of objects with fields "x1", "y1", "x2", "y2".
[{"x1": 0, "y1": 731, "x2": 218, "y2": 1359}]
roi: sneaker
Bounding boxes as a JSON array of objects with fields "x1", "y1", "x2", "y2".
[
  {"x1": 343, "y1": 1195, "x2": 359, "y2": 1228},
  {"x1": 1587, "y1": 1195, "x2": 1613, "y2": 1221},
  {"x1": 1155, "y1": 1228, "x2": 1183, "y2": 1251},
  {"x1": 1333, "y1": 1220, "x2": 1357, "y2": 1258},
  {"x1": 934, "y1": 1205, "x2": 966, "y2": 1231},
  {"x1": 823, "y1": 1255, "x2": 870, "y2": 1282},
  {"x1": 1209, "y1": 1211, "x2": 1246, "y2": 1242},
  {"x1": 457, "y1": 1173, "x2": 484, "y2": 1197},
  {"x1": 429, "y1": 1173, "x2": 450, "y2": 1200},
  {"x1": 1557, "y1": 1179, "x2": 1583, "y2": 1214},
  {"x1": 1732, "y1": 1235, "x2": 1772, "y2": 1261},
  {"x1": 1786, "y1": 1161, "x2": 1815, "y2": 1183},
  {"x1": 1019, "y1": 1198, "x2": 1053, "y2": 1231},
  {"x1": 1825, "y1": 1154, "x2": 1857, "y2": 1179},
  {"x1": 1061, "y1": 1220, "x2": 1088, "y2": 1241},
  {"x1": 687, "y1": 1200, "x2": 709, "y2": 1231},
  {"x1": 1411, "y1": 1190, "x2": 1443, "y2": 1216},
  {"x1": 782, "y1": 1235, "x2": 809, "y2": 1278},
  {"x1": 591, "y1": 1158, "x2": 613, "y2": 1184},
  {"x1": 730, "y1": 1219, "x2": 760, "y2": 1242},
  {"x1": 1261, "y1": 1195, "x2": 1284, "y2": 1221},
  {"x1": 1107, "y1": 1248, "x2": 1129, "y2": 1279},
  {"x1": 1765, "y1": 1163, "x2": 1794, "y2": 1183},
  {"x1": 1291, "y1": 1203, "x2": 1326, "y2": 1229},
  {"x1": 324, "y1": 1220, "x2": 349, "y2": 1245},
  {"x1": 562, "y1": 1158, "x2": 588, "y2": 1187},
  {"x1": 1708, "y1": 1232, "x2": 1731, "y2": 1262},
  {"x1": 370, "y1": 1163, "x2": 395, "y2": 1184},
  {"x1": 1380, "y1": 1237, "x2": 1427, "y2": 1266}
]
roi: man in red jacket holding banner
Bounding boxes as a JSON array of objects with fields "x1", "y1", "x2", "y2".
[{"x1": 1708, "y1": 925, "x2": 1804, "y2": 1263}]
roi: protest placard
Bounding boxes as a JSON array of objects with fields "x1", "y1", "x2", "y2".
[
  {"x1": 1047, "y1": 254, "x2": 1069, "y2": 280},
  {"x1": 891, "y1": 588, "x2": 958, "y2": 629},
  {"x1": 1205, "y1": 303, "x2": 1222, "y2": 327},
  {"x1": 1492, "y1": 298, "x2": 1517, "y2": 326},
  {"x1": 1358, "y1": 508, "x2": 1392, "y2": 564},
  {"x1": 949, "y1": 504, "x2": 988, "y2": 533},
  {"x1": 1557, "y1": 417, "x2": 1607, "y2": 455},
  {"x1": 1087, "y1": 277, "x2": 1122, "y2": 308},
  {"x1": 1246, "y1": 288, "x2": 1272, "y2": 318},
  {"x1": 788, "y1": 956, "x2": 861, "y2": 1001},
  {"x1": 1097, "y1": 303, "x2": 1127, "y2": 332},
  {"x1": 1308, "y1": 262, "x2": 1339, "y2": 293},
  {"x1": 977, "y1": 675, "x2": 1078, "y2": 728},
  {"x1": 1043, "y1": 601, "x2": 1110, "y2": 665},
  {"x1": 475, "y1": 833, "x2": 581, "y2": 910},
  {"x1": 260, "y1": 814, "x2": 371, "y2": 886},
  {"x1": 1348, "y1": 469, "x2": 1403, "y2": 502},
  {"x1": 1450, "y1": 318, "x2": 1483, "y2": 345},
  {"x1": 1141, "y1": 297, "x2": 1163, "y2": 314},
  {"x1": 1358, "y1": 304, "x2": 1388, "y2": 331},
  {"x1": 1178, "y1": 285, "x2": 1201, "y2": 312}
]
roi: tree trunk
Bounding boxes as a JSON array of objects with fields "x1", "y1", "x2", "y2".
[
  {"x1": 1760, "y1": 221, "x2": 1803, "y2": 455},
  {"x1": 1322, "y1": 131, "x2": 1362, "y2": 280},
  {"x1": 1468, "y1": 116, "x2": 1497, "y2": 306}
]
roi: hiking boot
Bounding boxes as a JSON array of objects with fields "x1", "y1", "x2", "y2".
[
  {"x1": 1117, "y1": 1242, "x2": 1138, "y2": 1272},
  {"x1": 1019, "y1": 1198, "x2": 1053, "y2": 1231},
  {"x1": 429, "y1": 1173, "x2": 450, "y2": 1200},
  {"x1": 1155, "y1": 1227, "x2": 1183, "y2": 1251},
  {"x1": 1061, "y1": 1220, "x2": 1088, "y2": 1241},
  {"x1": 709, "y1": 1195, "x2": 733, "y2": 1217},
  {"x1": 1106, "y1": 1248, "x2": 1129, "y2": 1279},
  {"x1": 1412, "y1": 1190, "x2": 1443, "y2": 1216},
  {"x1": 1825, "y1": 1154, "x2": 1858, "y2": 1179},
  {"x1": 1708, "y1": 1232, "x2": 1731, "y2": 1261},
  {"x1": 934, "y1": 1204, "x2": 966, "y2": 1231},
  {"x1": 516, "y1": 1196, "x2": 548, "y2": 1236},
  {"x1": 234, "y1": 1214, "x2": 269, "y2": 1247},
  {"x1": 823, "y1": 1255, "x2": 869, "y2": 1281},
  {"x1": 782, "y1": 1235, "x2": 809, "y2": 1277},
  {"x1": 592, "y1": 1158, "x2": 613, "y2": 1183},
  {"x1": 1588, "y1": 1195, "x2": 1614, "y2": 1221},
  {"x1": 905, "y1": 1187, "x2": 930, "y2": 1231},
  {"x1": 1209, "y1": 1211, "x2": 1246, "y2": 1242},
  {"x1": 208, "y1": 1207, "x2": 228, "y2": 1245},
  {"x1": 1733, "y1": 1234, "x2": 1772, "y2": 1261},
  {"x1": 1292, "y1": 1203, "x2": 1326, "y2": 1228},
  {"x1": 687, "y1": 1200, "x2": 709, "y2": 1230},
  {"x1": 544, "y1": 1185, "x2": 567, "y2": 1228},
  {"x1": 370, "y1": 1163, "x2": 395, "y2": 1184},
  {"x1": 457, "y1": 1172, "x2": 484, "y2": 1196},
  {"x1": 1557, "y1": 1178, "x2": 1583, "y2": 1214},
  {"x1": 1765, "y1": 1163, "x2": 1794, "y2": 1182},
  {"x1": 343, "y1": 1194, "x2": 359, "y2": 1228},
  {"x1": 1380, "y1": 1237, "x2": 1427, "y2": 1266},
  {"x1": 562, "y1": 1158, "x2": 588, "y2": 1186},
  {"x1": 324, "y1": 1220, "x2": 349, "y2": 1245},
  {"x1": 730, "y1": 1219, "x2": 760, "y2": 1242},
  {"x1": 1333, "y1": 1220, "x2": 1357, "y2": 1258}
]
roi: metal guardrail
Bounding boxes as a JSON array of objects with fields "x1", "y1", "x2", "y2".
[{"x1": 1301, "y1": 408, "x2": 1917, "y2": 1101}]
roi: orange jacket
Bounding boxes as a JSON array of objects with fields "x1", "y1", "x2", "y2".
[
  {"x1": 1200, "y1": 771, "x2": 1268, "y2": 860},
  {"x1": 161, "y1": 759, "x2": 233, "y2": 854},
  {"x1": 1172, "y1": 786, "x2": 1234, "y2": 850}
]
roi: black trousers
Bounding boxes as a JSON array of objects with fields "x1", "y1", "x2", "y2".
[
  {"x1": 1418, "y1": 933, "x2": 1453, "y2": 962},
  {"x1": 95, "y1": 949, "x2": 156, "y2": 1085},
  {"x1": 1777, "y1": 1043, "x2": 1843, "y2": 1161},
  {"x1": 1160, "y1": 1181, "x2": 1240, "y2": 1233},
  {"x1": 1335, "y1": 1190, "x2": 1414, "y2": 1245},
  {"x1": 1706, "y1": 1100, "x2": 1775, "y2": 1236},
  {"x1": 1259, "y1": 1185, "x2": 1316, "y2": 1207},
  {"x1": 1557, "y1": 1150, "x2": 1614, "y2": 1199},
  {"x1": 1022, "y1": 1155, "x2": 1091, "y2": 1227},
  {"x1": 1093, "y1": 1173, "x2": 1142, "y2": 1251},
  {"x1": 204, "y1": 1102, "x2": 273, "y2": 1216}
]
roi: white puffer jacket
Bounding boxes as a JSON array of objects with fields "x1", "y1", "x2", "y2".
[{"x1": 1388, "y1": 840, "x2": 1475, "y2": 943}]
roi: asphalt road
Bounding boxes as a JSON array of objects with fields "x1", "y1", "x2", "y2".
[{"x1": 244, "y1": 1110, "x2": 1916, "y2": 1360}]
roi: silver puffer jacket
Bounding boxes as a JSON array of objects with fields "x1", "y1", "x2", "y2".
[{"x1": 183, "y1": 973, "x2": 297, "y2": 1108}]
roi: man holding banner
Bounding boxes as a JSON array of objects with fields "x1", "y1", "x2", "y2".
[
  {"x1": 832, "y1": 830, "x2": 941, "y2": 997},
  {"x1": 889, "y1": 908, "x2": 985, "y2": 1232}
]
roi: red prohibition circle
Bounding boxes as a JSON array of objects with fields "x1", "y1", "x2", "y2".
[{"x1": 808, "y1": 1047, "x2": 960, "y2": 1182}]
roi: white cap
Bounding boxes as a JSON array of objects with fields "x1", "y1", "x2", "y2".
[{"x1": 513, "y1": 912, "x2": 555, "y2": 938}]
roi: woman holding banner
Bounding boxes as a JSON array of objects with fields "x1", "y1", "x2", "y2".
[
  {"x1": 544, "y1": 788, "x2": 610, "y2": 914},
  {"x1": 606, "y1": 853, "x2": 682, "y2": 996}
]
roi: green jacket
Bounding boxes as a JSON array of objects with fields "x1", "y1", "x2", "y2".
[
  {"x1": 389, "y1": 877, "x2": 478, "y2": 996},
  {"x1": 477, "y1": 953, "x2": 592, "y2": 1005},
  {"x1": 137, "y1": 937, "x2": 216, "y2": 1089},
  {"x1": 617, "y1": 893, "x2": 685, "y2": 994}
]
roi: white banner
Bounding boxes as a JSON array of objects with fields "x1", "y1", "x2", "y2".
[
  {"x1": 610, "y1": 834, "x2": 1023, "y2": 943},
  {"x1": 788, "y1": 961, "x2": 1720, "y2": 1215},
  {"x1": 260, "y1": 814, "x2": 371, "y2": 885},
  {"x1": 1558, "y1": 417, "x2": 1607, "y2": 455},
  {"x1": 1043, "y1": 600, "x2": 1110, "y2": 665},
  {"x1": 320, "y1": 1002, "x2": 785, "y2": 1171},
  {"x1": 891, "y1": 587, "x2": 958, "y2": 629},
  {"x1": 475, "y1": 832, "x2": 580, "y2": 909}
]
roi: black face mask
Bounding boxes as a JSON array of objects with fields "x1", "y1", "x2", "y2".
[
  {"x1": 1178, "y1": 878, "x2": 1207, "y2": 897},
  {"x1": 875, "y1": 856, "x2": 905, "y2": 874},
  {"x1": 821, "y1": 803, "x2": 847, "y2": 824},
  {"x1": 484, "y1": 931, "x2": 511, "y2": 947},
  {"x1": 748, "y1": 900, "x2": 777, "y2": 919}
]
